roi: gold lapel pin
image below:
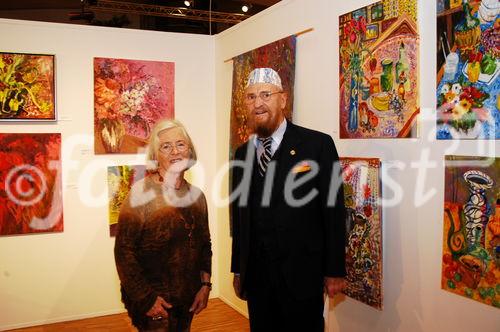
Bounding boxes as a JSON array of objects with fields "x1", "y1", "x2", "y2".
[{"x1": 290, "y1": 149, "x2": 296, "y2": 156}]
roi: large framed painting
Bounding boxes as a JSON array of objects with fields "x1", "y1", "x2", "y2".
[
  {"x1": 339, "y1": 0, "x2": 419, "y2": 138},
  {"x1": 0, "y1": 52, "x2": 56, "y2": 121},
  {"x1": 0, "y1": 133, "x2": 63, "y2": 236},
  {"x1": 229, "y1": 36, "x2": 296, "y2": 158},
  {"x1": 94, "y1": 57, "x2": 174, "y2": 154},
  {"x1": 436, "y1": 1, "x2": 499, "y2": 139},
  {"x1": 340, "y1": 157, "x2": 383, "y2": 309},
  {"x1": 107, "y1": 165, "x2": 147, "y2": 236},
  {"x1": 442, "y1": 156, "x2": 499, "y2": 308}
]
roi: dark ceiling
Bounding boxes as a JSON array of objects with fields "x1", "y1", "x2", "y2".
[{"x1": 0, "y1": 0, "x2": 281, "y2": 34}]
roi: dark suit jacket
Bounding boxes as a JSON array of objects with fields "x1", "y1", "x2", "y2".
[{"x1": 230, "y1": 121, "x2": 346, "y2": 300}]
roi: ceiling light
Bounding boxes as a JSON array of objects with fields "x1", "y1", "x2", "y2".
[
  {"x1": 242, "y1": 4, "x2": 252, "y2": 13},
  {"x1": 184, "y1": 1, "x2": 192, "y2": 7}
]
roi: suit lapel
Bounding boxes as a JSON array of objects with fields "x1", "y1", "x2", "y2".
[
  {"x1": 271, "y1": 122, "x2": 303, "y2": 204},
  {"x1": 240, "y1": 141, "x2": 256, "y2": 233}
]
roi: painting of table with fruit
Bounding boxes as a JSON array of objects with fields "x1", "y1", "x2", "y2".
[
  {"x1": 339, "y1": 0, "x2": 419, "y2": 139},
  {"x1": 437, "y1": 0, "x2": 499, "y2": 139}
]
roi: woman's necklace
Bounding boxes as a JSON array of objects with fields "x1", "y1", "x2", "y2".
[
  {"x1": 183, "y1": 208, "x2": 196, "y2": 248},
  {"x1": 157, "y1": 171, "x2": 185, "y2": 190},
  {"x1": 157, "y1": 171, "x2": 195, "y2": 247}
]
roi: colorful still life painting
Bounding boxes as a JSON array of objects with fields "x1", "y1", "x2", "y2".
[
  {"x1": 0, "y1": 52, "x2": 55, "y2": 121},
  {"x1": 436, "y1": 1, "x2": 499, "y2": 139},
  {"x1": 340, "y1": 157, "x2": 383, "y2": 309},
  {"x1": 442, "y1": 156, "x2": 500, "y2": 308},
  {"x1": 230, "y1": 36, "x2": 296, "y2": 157},
  {"x1": 0, "y1": 133, "x2": 63, "y2": 236},
  {"x1": 94, "y1": 58, "x2": 174, "y2": 154},
  {"x1": 107, "y1": 165, "x2": 146, "y2": 236},
  {"x1": 339, "y1": 0, "x2": 419, "y2": 138}
]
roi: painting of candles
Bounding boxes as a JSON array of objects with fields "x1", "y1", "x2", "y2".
[
  {"x1": 339, "y1": 0, "x2": 419, "y2": 139},
  {"x1": 442, "y1": 156, "x2": 499, "y2": 308},
  {"x1": 437, "y1": 0, "x2": 500, "y2": 139}
]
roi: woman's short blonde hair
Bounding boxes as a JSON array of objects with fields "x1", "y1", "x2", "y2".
[{"x1": 146, "y1": 119, "x2": 197, "y2": 171}]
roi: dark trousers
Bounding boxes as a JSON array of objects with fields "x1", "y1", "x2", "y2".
[{"x1": 246, "y1": 255, "x2": 324, "y2": 332}]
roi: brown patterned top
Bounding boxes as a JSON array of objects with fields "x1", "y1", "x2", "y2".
[{"x1": 114, "y1": 175, "x2": 212, "y2": 328}]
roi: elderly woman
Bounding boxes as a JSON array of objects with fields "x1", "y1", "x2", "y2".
[{"x1": 114, "y1": 119, "x2": 212, "y2": 332}]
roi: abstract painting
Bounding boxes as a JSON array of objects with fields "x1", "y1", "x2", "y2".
[
  {"x1": 107, "y1": 165, "x2": 146, "y2": 236},
  {"x1": 0, "y1": 52, "x2": 55, "y2": 121},
  {"x1": 340, "y1": 157, "x2": 383, "y2": 309},
  {"x1": 339, "y1": 0, "x2": 419, "y2": 138},
  {"x1": 94, "y1": 57, "x2": 174, "y2": 154},
  {"x1": 0, "y1": 133, "x2": 63, "y2": 236},
  {"x1": 229, "y1": 36, "x2": 296, "y2": 157},
  {"x1": 442, "y1": 156, "x2": 499, "y2": 308},
  {"x1": 436, "y1": 1, "x2": 499, "y2": 139}
]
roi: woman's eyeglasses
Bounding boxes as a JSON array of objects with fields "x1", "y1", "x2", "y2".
[
  {"x1": 244, "y1": 91, "x2": 282, "y2": 104},
  {"x1": 159, "y1": 141, "x2": 188, "y2": 155}
]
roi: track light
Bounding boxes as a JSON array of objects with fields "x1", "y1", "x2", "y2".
[
  {"x1": 242, "y1": 4, "x2": 252, "y2": 13},
  {"x1": 184, "y1": 0, "x2": 192, "y2": 7}
]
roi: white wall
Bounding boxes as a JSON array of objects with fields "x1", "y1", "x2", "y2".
[
  {"x1": 0, "y1": 19, "x2": 217, "y2": 330},
  {"x1": 215, "y1": 0, "x2": 500, "y2": 331}
]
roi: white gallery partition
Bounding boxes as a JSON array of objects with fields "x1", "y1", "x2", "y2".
[
  {"x1": 215, "y1": 0, "x2": 500, "y2": 331},
  {"x1": 0, "y1": 19, "x2": 217, "y2": 331}
]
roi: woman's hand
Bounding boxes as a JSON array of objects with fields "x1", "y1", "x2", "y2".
[
  {"x1": 146, "y1": 296, "x2": 172, "y2": 320},
  {"x1": 189, "y1": 286, "x2": 210, "y2": 314}
]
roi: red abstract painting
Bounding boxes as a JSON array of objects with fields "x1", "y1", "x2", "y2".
[{"x1": 0, "y1": 133, "x2": 63, "y2": 236}]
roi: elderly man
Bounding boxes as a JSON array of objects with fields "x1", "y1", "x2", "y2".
[{"x1": 230, "y1": 67, "x2": 346, "y2": 331}]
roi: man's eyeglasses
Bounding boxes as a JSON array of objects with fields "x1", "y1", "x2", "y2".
[
  {"x1": 159, "y1": 141, "x2": 189, "y2": 155},
  {"x1": 244, "y1": 91, "x2": 282, "y2": 104}
]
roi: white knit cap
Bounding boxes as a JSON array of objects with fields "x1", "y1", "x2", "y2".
[{"x1": 245, "y1": 67, "x2": 282, "y2": 89}]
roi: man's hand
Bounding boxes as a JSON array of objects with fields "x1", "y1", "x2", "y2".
[
  {"x1": 233, "y1": 274, "x2": 247, "y2": 300},
  {"x1": 146, "y1": 296, "x2": 172, "y2": 320},
  {"x1": 324, "y1": 277, "x2": 345, "y2": 298},
  {"x1": 189, "y1": 286, "x2": 210, "y2": 314}
]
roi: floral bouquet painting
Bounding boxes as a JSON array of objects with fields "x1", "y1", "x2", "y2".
[
  {"x1": 94, "y1": 57, "x2": 174, "y2": 154},
  {"x1": 0, "y1": 52, "x2": 55, "y2": 121},
  {"x1": 436, "y1": 1, "x2": 499, "y2": 139}
]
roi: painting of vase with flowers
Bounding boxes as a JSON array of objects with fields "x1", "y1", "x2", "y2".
[
  {"x1": 339, "y1": 0, "x2": 419, "y2": 138},
  {"x1": 436, "y1": 0, "x2": 499, "y2": 139},
  {"x1": 94, "y1": 57, "x2": 174, "y2": 154},
  {"x1": 442, "y1": 156, "x2": 499, "y2": 308}
]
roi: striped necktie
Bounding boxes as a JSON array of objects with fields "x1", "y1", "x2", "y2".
[{"x1": 258, "y1": 137, "x2": 273, "y2": 177}]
